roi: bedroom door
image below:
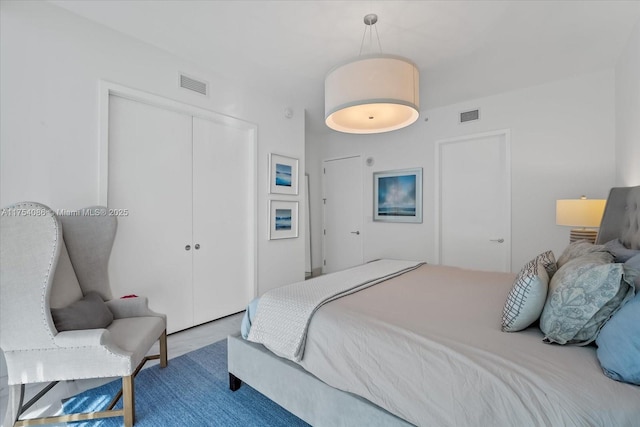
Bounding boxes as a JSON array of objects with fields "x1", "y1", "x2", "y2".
[
  {"x1": 322, "y1": 156, "x2": 363, "y2": 274},
  {"x1": 436, "y1": 130, "x2": 511, "y2": 272}
]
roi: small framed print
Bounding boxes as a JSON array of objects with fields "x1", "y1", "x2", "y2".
[
  {"x1": 374, "y1": 168, "x2": 423, "y2": 223},
  {"x1": 269, "y1": 200, "x2": 299, "y2": 240},
  {"x1": 269, "y1": 153, "x2": 298, "y2": 195}
]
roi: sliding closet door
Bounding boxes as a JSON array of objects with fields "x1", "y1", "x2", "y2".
[
  {"x1": 191, "y1": 117, "x2": 254, "y2": 324},
  {"x1": 108, "y1": 96, "x2": 194, "y2": 333}
]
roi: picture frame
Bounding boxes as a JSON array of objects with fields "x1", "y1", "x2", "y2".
[
  {"x1": 373, "y1": 168, "x2": 423, "y2": 223},
  {"x1": 269, "y1": 153, "x2": 299, "y2": 195},
  {"x1": 269, "y1": 200, "x2": 299, "y2": 239}
]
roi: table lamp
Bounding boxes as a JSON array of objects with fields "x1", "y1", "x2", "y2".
[{"x1": 556, "y1": 196, "x2": 606, "y2": 243}]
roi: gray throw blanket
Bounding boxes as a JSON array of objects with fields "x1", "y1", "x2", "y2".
[{"x1": 247, "y1": 259, "x2": 424, "y2": 362}]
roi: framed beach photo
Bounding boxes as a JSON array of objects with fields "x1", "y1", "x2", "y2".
[
  {"x1": 269, "y1": 200, "x2": 299, "y2": 239},
  {"x1": 269, "y1": 153, "x2": 299, "y2": 195},
  {"x1": 373, "y1": 168, "x2": 423, "y2": 223}
]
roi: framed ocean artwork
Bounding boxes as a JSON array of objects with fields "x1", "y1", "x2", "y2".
[
  {"x1": 269, "y1": 200, "x2": 299, "y2": 239},
  {"x1": 373, "y1": 168, "x2": 423, "y2": 223},
  {"x1": 269, "y1": 153, "x2": 298, "y2": 195}
]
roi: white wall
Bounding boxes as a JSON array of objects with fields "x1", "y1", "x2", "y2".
[
  {"x1": 0, "y1": 0, "x2": 306, "y2": 294},
  {"x1": 308, "y1": 70, "x2": 616, "y2": 273},
  {"x1": 615, "y1": 19, "x2": 640, "y2": 186}
]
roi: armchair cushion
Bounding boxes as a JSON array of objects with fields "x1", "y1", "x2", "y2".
[
  {"x1": 51, "y1": 291, "x2": 114, "y2": 332},
  {"x1": 108, "y1": 317, "x2": 166, "y2": 361},
  {"x1": 106, "y1": 296, "x2": 167, "y2": 321}
]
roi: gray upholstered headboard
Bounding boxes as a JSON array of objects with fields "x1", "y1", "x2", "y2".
[{"x1": 595, "y1": 185, "x2": 640, "y2": 250}]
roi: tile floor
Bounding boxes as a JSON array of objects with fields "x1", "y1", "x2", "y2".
[{"x1": 0, "y1": 312, "x2": 244, "y2": 426}]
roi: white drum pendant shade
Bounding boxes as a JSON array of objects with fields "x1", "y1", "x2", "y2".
[{"x1": 325, "y1": 54, "x2": 420, "y2": 134}]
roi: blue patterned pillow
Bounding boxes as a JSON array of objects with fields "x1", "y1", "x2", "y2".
[
  {"x1": 540, "y1": 253, "x2": 636, "y2": 345},
  {"x1": 502, "y1": 251, "x2": 556, "y2": 332},
  {"x1": 546, "y1": 251, "x2": 612, "y2": 297}
]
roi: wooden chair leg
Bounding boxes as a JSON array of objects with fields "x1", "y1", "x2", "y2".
[
  {"x1": 160, "y1": 330, "x2": 168, "y2": 368},
  {"x1": 122, "y1": 375, "x2": 135, "y2": 427}
]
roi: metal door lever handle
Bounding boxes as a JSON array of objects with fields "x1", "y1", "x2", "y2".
[
  {"x1": 350, "y1": 231, "x2": 360, "y2": 235},
  {"x1": 490, "y1": 238, "x2": 504, "y2": 243}
]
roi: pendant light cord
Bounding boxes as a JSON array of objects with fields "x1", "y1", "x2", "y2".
[{"x1": 358, "y1": 15, "x2": 383, "y2": 56}]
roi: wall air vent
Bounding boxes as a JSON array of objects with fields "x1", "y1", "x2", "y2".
[
  {"x1": 179, "y1": 74, "x2": 208, "y2": 96},
  {"x1": 460, "y1": 109, "x2": 480, "y2": 123}
]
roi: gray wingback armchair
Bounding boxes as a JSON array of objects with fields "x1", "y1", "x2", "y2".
[{"x1": 1, "y1": 202, "x2": 167, "y2": 427}]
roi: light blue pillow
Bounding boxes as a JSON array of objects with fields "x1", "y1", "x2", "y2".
[
  {"x1": 241, "y1": 297, "x2": 260, "y2": 339},
  {"x1": 540, "y1": 252, "x2": 635, "y2": 345},
  {"x1": 596, "y1": 292, "x2": 640, "y2": 385}
]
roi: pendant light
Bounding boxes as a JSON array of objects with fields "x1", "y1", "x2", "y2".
[{"x1": 324, "y1": 14, "x2": 420, "y2": 134}]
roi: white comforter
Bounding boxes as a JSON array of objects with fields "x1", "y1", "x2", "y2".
[
  {"x1": 247, "y1": 259, "x2": 424, "y2": 361},
  {"x1": 298, "y1": 264, "x2": 640, "y2": 427}
]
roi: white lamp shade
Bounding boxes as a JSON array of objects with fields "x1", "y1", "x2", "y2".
[
  {"x1": 556, "y1": 199, "x2": 607, "y2": 227},
  {"x1": 325, "y1": 54, "x2": 419, "y2": 134}
]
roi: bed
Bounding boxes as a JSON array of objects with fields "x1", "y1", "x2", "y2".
[{"x1": 228, "y1": 186, "x2": 640, "y2": 426}]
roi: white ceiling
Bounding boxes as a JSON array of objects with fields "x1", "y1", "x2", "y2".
[{"x1": 50, "y1": 0, "x2": 640, "y2": 133}]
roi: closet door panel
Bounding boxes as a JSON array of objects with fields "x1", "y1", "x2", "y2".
[
  {"x1": 108, "y1": 96, "x2": 194, "y2": 333},
  {"x1": 192, "y1": 117, "x2": 254, "y2": 324}
]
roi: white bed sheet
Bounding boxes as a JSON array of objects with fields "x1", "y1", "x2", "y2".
[{"x1": 298, "y1": 264, "x2": 640, "y2": 426}]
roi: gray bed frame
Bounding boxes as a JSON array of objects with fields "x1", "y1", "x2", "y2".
[
  {"x1": 227, "y1": 335, "x2": 410, "y2": 426},
  {"x1": 227, "y1": 185, "x2": 640, "y2": 426}
]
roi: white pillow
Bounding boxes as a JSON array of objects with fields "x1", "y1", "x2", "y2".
[
  {"x1": 501, "y1": 252, "x2": 554, "y2": 332},
  {"x1": 556, "y1": 240, "x2": 606, "y2": 268}
]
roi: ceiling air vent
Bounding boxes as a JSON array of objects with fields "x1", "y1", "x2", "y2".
[
  {"x1": 460, "y1": 109, "x2": 480, "y2": 123},
  {"x1": 179, "y1": 74, "x2": 208, "y2": 96}
]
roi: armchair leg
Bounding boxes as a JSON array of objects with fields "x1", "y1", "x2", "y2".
[
  {"x1": 160, "y1": 330, "x2": 168, "y2": 368},
  {"x1": 122, "y1": 375, "x2": 135, "y2": 427},
  {"x1": 4, "y1": 384, "x2": 24, "y2": 427}
]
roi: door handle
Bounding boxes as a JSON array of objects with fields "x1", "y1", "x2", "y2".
[
  {"x1": 489, "y1": 238, "x2": 504, "y2": 243},
  {"x1": 195, "y1": 244, "x2": 200, "y2": 250},
  {"x1": 185, "y1": 245, "x2": 191, "y2": 251},
  {"x1": 350, "y1": 231, "x2": 360, "y2": 235}
]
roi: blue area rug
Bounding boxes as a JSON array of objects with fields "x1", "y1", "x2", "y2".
[{"x1": 63, "y1": 339, "x2": 309, "y2": 426}]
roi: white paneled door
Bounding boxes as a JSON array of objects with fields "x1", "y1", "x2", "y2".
[
  {"x1": 192, "y1": 117, "x2": 253, "y2": 325},
  {"x1": 108, "y1": 96, "x2": 195, "y2": 332},
  {"x1": 322, "y1": 156, "x2": 363, "y2": 274},
  {"x1": 107, "y1": 94, "x2": 255, "y2": 333},
  {"x1": 437, "y1": 130, "x2": 511, "y2": 272}
]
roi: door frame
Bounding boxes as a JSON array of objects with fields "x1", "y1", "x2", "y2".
[
  {"x1": 322, "y1": 154, "x2": 363, "y2": 274},
  {"x1": 99, "y1": 81, "x2": 259, "y2": 297},
  {"x1": 434, "y1": 129, "x2": 511, "y2": 268}
]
